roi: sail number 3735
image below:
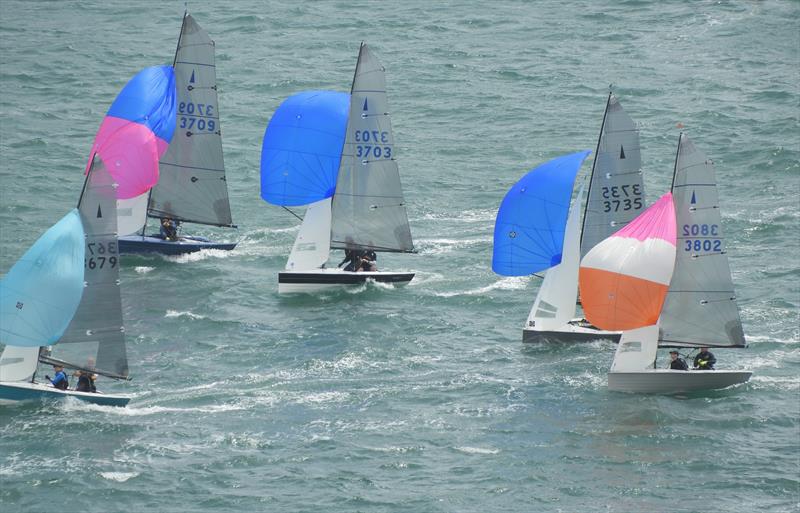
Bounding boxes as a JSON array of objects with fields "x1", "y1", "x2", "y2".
[
  {"x1": 354, "y1": 130, "x2": 391, "y2": 159},
  {"x1": 85, "y1": 241, "x2": 118, "y2": 269},
  {"x1": 601, "y1": 185, "x2": 642, "y2": 212}
]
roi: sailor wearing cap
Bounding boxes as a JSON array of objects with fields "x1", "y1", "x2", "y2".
[{"x1": 668, "y1": 350, "x2": 688, "y2": 371}]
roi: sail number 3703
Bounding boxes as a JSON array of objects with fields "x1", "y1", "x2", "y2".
[
  {"x1": 86, "y1": 241, "x2": 118, "y2": 269},
  {"x1": 354, "y1": 130, "x2": 392, "y2": 159}
]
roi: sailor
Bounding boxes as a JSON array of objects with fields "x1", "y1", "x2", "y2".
[
  {"x1": 359, "y1": 249, "x2": 377, "y2": 272},
  {"x1": 694, "y1": 347, "x2": 717, "y2": 370},
  {"x1": 668, "y1": 350, "x2": 688, "y2": 371},
  {"x1": 160, "y1": 217, "x2": 179, "y2": 241},
  {"x1": 75, "y1": 370, "x2": 97, "y2": 393},
  {"x1": 45, "y1": 364, "x2": 69, "y2": 390},
  {"x1": 338, "y1": 249, "x2": 362, "y2": 272}
]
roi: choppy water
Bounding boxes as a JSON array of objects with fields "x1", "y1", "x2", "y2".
[{"x1": 1, "y1": 1, "x2": 798, "y2": 511}]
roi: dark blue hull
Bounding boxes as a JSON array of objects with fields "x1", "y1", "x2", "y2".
[{"x1": 119, "y1": 235, "x2": 236, "y2": 255}]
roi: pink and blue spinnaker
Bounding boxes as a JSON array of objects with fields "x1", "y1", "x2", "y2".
[{"x1": 87, "y1": 65, "x2": 176, "y2": 199}]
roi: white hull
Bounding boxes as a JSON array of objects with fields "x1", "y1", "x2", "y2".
[
  {"x1": 523, "y1": 318, "x2": 621, "y2": 343},
  {"x1": 608, "y1": 369, "x2": 752, "y2": 394},
  {"x1": 278, "y1": 269, "x2": 414, "y2": 294},
  {"x1": 0, "y1": 381, "x2": 130, "y2": 407}
]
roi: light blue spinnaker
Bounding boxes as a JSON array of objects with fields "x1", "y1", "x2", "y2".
[
  {"x1": 0, "y1": 210, "x2": 86, "y2": 347},
  {"x1": 492, "y1": 150, "x2": 591, "y2": 276},
  {"x1": 260, "y1": 90, "x2": 350, "y2": 207}
]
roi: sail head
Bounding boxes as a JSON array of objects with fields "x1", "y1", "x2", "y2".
[
  {"x1": 330, "y1": 44, "x2": 414, "y2": 253},
  {"x1": 659, "y1": 134, "x2": 746, "y2": 348},
  {"x1": 149, "y1": 14, "x2": 234, "y2": 227}
]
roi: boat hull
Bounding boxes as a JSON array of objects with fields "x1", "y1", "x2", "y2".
[
  {"x1": 608, "y1": 369, "x2": 752, "y2": 394},
  {"x1": 278, "y1": 269, "x2": 415, "y2": 294},
  {"x1": 119, "y1": 234, "x2": 236, "y2": 255},
  {"x1": 0, "y1": 381, "x2": 130, "y2": 407},
  {"x1": 523, "y1": 318, "x2": 621, "y2": 344}
]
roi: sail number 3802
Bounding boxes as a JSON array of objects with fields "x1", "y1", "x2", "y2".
[
  {"x1": 354, "y1": 130, "x2": 392, "y2": 159},
  {"x1": 86, "y1": 241, "x2": 118, "y2": 269},
  {"x1": 682, "y1": 224, "x2": 721, "y2": 253}
]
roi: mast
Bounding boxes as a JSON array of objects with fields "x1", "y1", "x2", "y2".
[{"x1": 580, "y1": 92, "x2": 612, "y2": 249}]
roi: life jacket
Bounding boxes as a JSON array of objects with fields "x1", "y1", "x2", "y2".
[
  {"x1": 76, "y1": 374, "x2": 94, "y2": 392},
  {"x1": 53, "y1": 371, "x2": 69, "y2": 390}
]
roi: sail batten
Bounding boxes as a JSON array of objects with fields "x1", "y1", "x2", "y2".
[
  {"x1": 330, "y1": 43, "x2": 414, "y2": 253},
  {"x1": 148, "y1": 14, "x2": 233, "y2": 228}
]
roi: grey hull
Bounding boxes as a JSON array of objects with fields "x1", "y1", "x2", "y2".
[{"x1": 608, "y1": 369, "x2": 752, "y2": 394}]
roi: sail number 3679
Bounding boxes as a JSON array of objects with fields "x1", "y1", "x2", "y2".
[
  {"x1": 86, "y1": 241, "x2": 118, "y2": 269},
  {"x1": 354, "y1": 130, "x2": 391, "y2": 159}
]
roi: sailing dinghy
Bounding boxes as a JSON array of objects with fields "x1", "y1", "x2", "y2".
[
  {"x1": 522, "y1": 94, "x2": 645, "y2": 343},
  {"x1": 261, "y1": 44, "x2": 415, "y2": 293},
  {"x1": 119, "y1": 13, "x2": 237, "y2": 255},
  {"x1": 579, "y1": 134, "x2": 751, "y2": 393},
  {"x1": 0, "y1": 155, "x2": 133, "y2": 407}
]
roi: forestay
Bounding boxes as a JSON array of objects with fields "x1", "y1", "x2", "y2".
[
  {"x1": 493, "y1": 151, "x2": 590, "y2": 276},
  {"x1": 149, "y1": 13, "x2": 233, "y2": 227},
  {"x1": 659, "y1": 134, "x2": 746, "y2": 348},
  {"x1": 330, "y1": 43, "x2": 414, "y2": 253},
  {"x1": 581, "y1": 94, "x2": 645, "y2": 257},
  {"x1": 56, "y1": 155, "x2": 128, "y2": 379},
  {"x1": 261, "y1": 91, "x2": 350, "y2": 206}
]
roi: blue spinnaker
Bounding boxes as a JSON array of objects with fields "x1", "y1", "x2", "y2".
[
  {"x1": 0, "y1": 210, "x2": 86, "y2": 347},
  {"x1": 260, "y1": 90, "x2": 350, "y2": 206},
  {"x1": 106, "y1": 65, "x2": 177, "y2": 144},
  {"x1": 492, "y1": 150, "x2": 591, "y2": 276}
]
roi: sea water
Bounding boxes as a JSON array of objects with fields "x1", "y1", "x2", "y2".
[{"x1": 0, "y1": 1, "x2": 798, "y2": 511}]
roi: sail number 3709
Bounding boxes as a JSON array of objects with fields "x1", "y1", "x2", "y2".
[
  {"x1": 178, "y1": 102, "x2": 217, "y2": 132},
  {"x1": 354, "y1": 130, "x2": 392, "y2": 159}
]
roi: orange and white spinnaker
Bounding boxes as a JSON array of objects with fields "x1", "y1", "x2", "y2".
[{"x1": 578, "y1": 192, "x2": 677, "y2": 331}]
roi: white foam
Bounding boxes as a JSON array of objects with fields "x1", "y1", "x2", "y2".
[
  {"x1": 454, "y1": 446, "x2": 500, "y2": 455},
  {"x1": 165, "y1": 248, "x2": 233, "y2": 264},
  {"x1": 433, "y1": 276, "x2": 529, "y2": 297},
  {"x1": 100, "y1": 471, "x2": 139, "y2": 482},
  {"x1": 133, "y1": 266, "x2": 154, "y2": 274},
  {"x1": 164, "y1": 310, "x2": 206, "y2": 320}
]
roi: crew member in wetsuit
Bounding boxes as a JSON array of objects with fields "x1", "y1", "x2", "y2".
[
  {"x1": 45, "y1": 364, "x2": 69, "y2": 390},
  {"x1": 693, "y1": 347, "x2": 717, "y2": 370},
  {"x1": 338, "y1": 249, "x2": 363, "y2": 272},
  {"x1": 668, "y1": 350, "x2": 688, "y2": 370},
  {"x1": 75, "y1": 370, "x2": 97, "y2": 393},
  {"x1": 160, "y1": 217, "x2": 179, "y2": 241},
  {"x1": 358, "y1": 250, "x2": 378, "y2": 272}
]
